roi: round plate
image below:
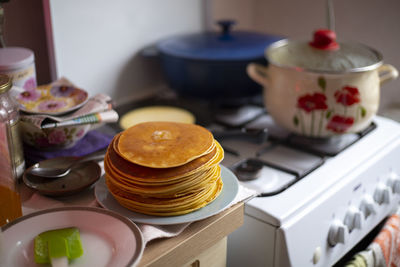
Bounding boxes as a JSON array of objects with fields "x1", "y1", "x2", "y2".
[
  {"x1": 23, "y1": 157, "x2": 101, "y2": 197},
  {"x1": 17, "y1": 85, "x2": 88, "y2": 115},
  {"x1": 95, "y1": 165, "x2": 239, "y2": 225},
  {"x1": 0, "y1": 207, "x2": 144, "y2": 267},
  {"x1": 119, "y1": 105, "x2": 195, "y2": 130}
]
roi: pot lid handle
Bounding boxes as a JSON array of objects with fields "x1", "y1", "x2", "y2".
[{"x1": 217, "y1": 20, "x2": 236, "y2": 37}]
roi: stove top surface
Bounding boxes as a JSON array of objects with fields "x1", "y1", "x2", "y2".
[
  {"x1": 241, "y1": 116, "x2": 400, "y2": 226},
  {"x1": 213, "y1": 107, "x2": 378, "y2": 197}
]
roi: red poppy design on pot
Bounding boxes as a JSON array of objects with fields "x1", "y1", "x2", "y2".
[
  {"x1": 334, "y1": 86, "x2": 360, "y2": 106},
  {"x1": 297, "y1": 93, "x2": 328, "y2": 112},
  {"x1": 326, "y1": 115, "x2": 355, "y2": 133}
]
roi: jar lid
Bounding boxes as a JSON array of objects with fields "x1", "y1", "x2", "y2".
[
  {"x1": 157, "y1": 20, "x2": 283, "y2": 61},
  {"x1": 267, "y1": 30, "x2": 383, "y2": 73},
  {"x1": 0, "y1": 74, "x2": 12, "y2": 93},
  {"x1": 0, "y1": 47, "x2": 35, "y2": 71}
]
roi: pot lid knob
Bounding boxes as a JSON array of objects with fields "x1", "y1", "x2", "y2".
[
  {"x1": 309, "y1": 29, "x2": 339, "y2": 51},
  {"x1": 217, "y1": 20, "x2": 236, "y2": 37}
]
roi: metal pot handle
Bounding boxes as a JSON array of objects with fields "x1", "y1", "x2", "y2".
[
  {"x1": 378, "y1": 64, "x2": 398, "y2": 86},
  {"x1": 247, "y1": 63, "x2": 269, "y2": 87}
]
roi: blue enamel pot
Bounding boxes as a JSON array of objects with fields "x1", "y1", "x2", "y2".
[{"x1": 155, "y1": 21, "x2": 283, "y2": 99}]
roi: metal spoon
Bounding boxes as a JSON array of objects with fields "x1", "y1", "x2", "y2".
[{"x1": 27, "y1": 149, "x2": 106, "y2": 178}]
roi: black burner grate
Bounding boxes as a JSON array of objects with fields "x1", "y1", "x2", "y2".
[{"x1": 285, "y1": 122, "x2": 377, "y2": 156}]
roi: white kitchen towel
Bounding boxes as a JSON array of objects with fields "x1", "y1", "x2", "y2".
[
  {"x1": 345, "y1": 254, "x2": 367, "y2": 267},
  {"x1": 21, "y1": 181, "x2": 257, "y2": 245},
  {"x1": 138, "y1": 222, "x2": 191, "y2": 244},
  {"x1": 345, "y1": 250, "x2": 374, "y2": 267}
]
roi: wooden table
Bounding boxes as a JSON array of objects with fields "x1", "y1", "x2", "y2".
[{"x1": 139, "y1": 202, "x2": 244, "y2": 267}]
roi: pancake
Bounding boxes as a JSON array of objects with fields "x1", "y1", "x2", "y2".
[
  {"x1": 106, "y1": 172, "x2": 223, "y2": 216},
  {"x1": 104, "y1": 121, "x2": 224, "y2": 216},
  {"x1": 119, "y1": 106, "x2": 195, "y2": 130},
  {"x1": 113, "y1": 132, "x2": 217, "y2": 170},
  {"x1": 105, "y1": 165, "x2": 220, "y2": 198},
  {"x1": 105, "y1": 155, "x2": 213, "y2": 189},
  {"x1": 107, "y1": 133, "x2": 223, "y2": 182},
  {"x1": 117, "y1": 121, "x2": 214, "y2": 168}
]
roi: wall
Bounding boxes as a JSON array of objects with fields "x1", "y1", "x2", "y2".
[
  {"x1": 3, "y1": 0, "x2": 399, "y2": 110},
  {"x1": 48, "y1": 0, "x2": 206, "y2": 106},
  {"x1": 211, "y1": 0, "x2": 400, "y2": 110}
]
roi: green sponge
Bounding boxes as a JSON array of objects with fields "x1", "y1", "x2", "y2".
[{"x1": 34, "y1": 227, "x2": 84, "y2": 264}]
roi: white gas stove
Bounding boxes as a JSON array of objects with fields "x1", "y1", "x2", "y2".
[
  {"x1": 116, "y1": 97, "x2": 400, "y2": 266},
  {"x1": 215, "y1": 113, "x2": 400, "y2": 267}
]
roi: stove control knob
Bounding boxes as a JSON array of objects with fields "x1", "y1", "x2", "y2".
[
  {"x1": 359, "y1": 195, "x2": 377, "y2": 218},
  {"x1": 328, "y1": 220, "x2": 348, "y2": 247},
  {"x1": 344, "y1": 206, "x2": 364, "y2": 231},
  {"x1": 374, "y1": 184, "x2": 392, "y2": 205},
  {"x1": 387, "y1": 172, "x2": 400, "y2": 194}
]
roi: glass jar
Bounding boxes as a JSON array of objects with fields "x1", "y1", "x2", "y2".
[{"x1": 0, "y1": 74, "x2": 24, "y2": 226}]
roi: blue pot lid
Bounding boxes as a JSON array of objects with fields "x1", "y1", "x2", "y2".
[{"x1": 157, "y1": 21, "x2": 283, "y2": 61}]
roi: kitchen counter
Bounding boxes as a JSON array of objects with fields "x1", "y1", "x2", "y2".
[{"x1": 139, "y1": 202, "x2": 244, "y2": 267}]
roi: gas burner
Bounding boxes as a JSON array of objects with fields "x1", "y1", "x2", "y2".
[
  {"x1": 234, "y1": 159, "x2": 264, "y2": 181},
  {"x1": 231, "y1": 158, "x2": 298, "y2": 196}
]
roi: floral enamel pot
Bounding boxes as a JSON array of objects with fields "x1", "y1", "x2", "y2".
[{"x1": 247, "y1": 32, "x2": 399, "y2": 138}]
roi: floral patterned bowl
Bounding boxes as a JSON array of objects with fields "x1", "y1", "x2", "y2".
[
  {"x1": 20, "y1": 121, "x2": 91, "y2": 150},
  {"x1": 17, "y1": 84, "x2": 88, "y2": 115}
]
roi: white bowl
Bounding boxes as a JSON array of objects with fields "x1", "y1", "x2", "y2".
[{"x1": 0, "y1": 207, "x2": 144, "y2": 267}]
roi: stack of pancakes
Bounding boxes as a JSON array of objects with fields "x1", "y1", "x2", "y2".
[{"x1": 104, "y1": 121, "x2": 224, "y2": 216}]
